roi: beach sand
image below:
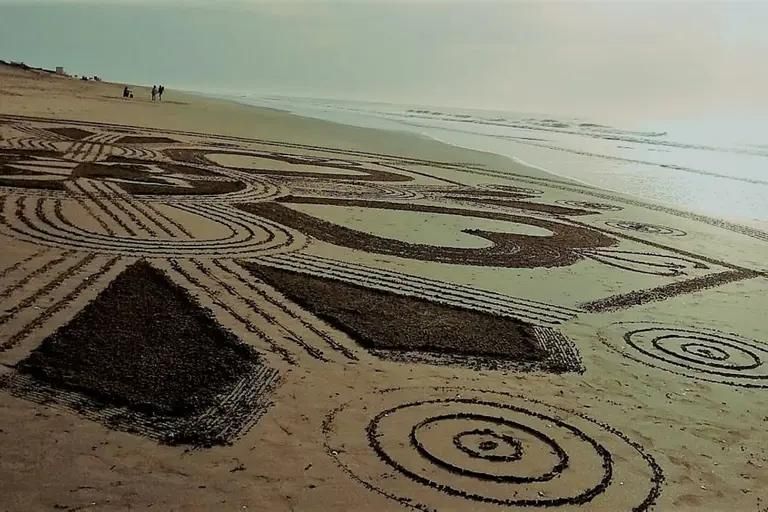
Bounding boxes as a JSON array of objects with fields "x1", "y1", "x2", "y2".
[{"x1": 0, "y1": 64, "x2": 766, "y2": 512}]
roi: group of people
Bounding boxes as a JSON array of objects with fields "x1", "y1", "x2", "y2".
[
  {"x1": 151, "y1": 85, "x2": 165, "y2": 101},
  {"x1": 121, "y1": 84, "x2": 165, "y2": 101}
]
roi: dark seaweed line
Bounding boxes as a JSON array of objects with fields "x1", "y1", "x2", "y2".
[
  {"x1": 69, "y1": 180, "x2": 137, "y2": 236},
  {"x1": 0, "y1": 248, "x2": 48, "y2": 280},
  {"x1": 255, "y1": 256, "x2": 567, "y2": 326},
  {"x1": 0, "y1": 253, "x2": 97, "y2": 324},
  {"x1": 294, "y1": 252, "x2": 581, "y2": 315},
  {"x1": 257, "y1": 254, "x2": 573, "y2": 324},
  {"x1": 167, "y1": 259, "x2": 297, "y2": 365},
  {"x1": 190, "y1": 258, "x2": 328, "y2": 362},
  {"x1": 580, "y1": 270, "x2": 761, "y2": 313},
  {"x1": 98, "y1": 181, "x2": 177, "y2": 238},
  {"x1": 66, "y1": 185, "x2": 116, "y2": 235},
  {"x1": 0, "y1": 256, "x2": 121, "y2": 352},
  {"x1": 215, "y1": 259, "x2": 358, "y2": 361},
  {"x1": 89, "y1": 180, "x2": 157, "y2": 237}
]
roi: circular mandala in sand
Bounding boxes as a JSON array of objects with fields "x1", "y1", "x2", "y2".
[
  {"x1": 324, "y1": 387, "x2": 664, "y2": 511},
  {"x1": 605, "y1": 221, "x2": 686, "y2": 237},
  {"x1": 600, "y1": 323, "x2": 768, "y2": 388},
  {"x1": 556, "y1": 200, "x2": 623, "y2": 212}
]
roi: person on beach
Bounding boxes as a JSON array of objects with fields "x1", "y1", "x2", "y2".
[
  {"x1": 158, "y1": 85, "x2": 164, "y2": 101},
  {"x1": 151, "y1": 85, "x2": 157, "y2": 101},
  {"x1": 123, "y1": 86, "x2": 130, "y2": 98}
]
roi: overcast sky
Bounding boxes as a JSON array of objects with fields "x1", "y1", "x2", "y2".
[{"x1": 1, "y1": 1, "x2": 766, "y2": 119}]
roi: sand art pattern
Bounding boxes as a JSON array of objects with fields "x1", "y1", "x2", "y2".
[
  {"x1": 1, "y1": 114, "x2": 767, "y2": 509},
  {"x1": 599, "y1": 323, "x2": 768, "y2": 389},
  {"x1": 324, "y1": 387, "x2": 664, "y2": 511}
]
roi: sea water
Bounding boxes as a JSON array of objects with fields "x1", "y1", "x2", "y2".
[{"x1": 219, "y1": 94, "x2": 768, "y2": 225}]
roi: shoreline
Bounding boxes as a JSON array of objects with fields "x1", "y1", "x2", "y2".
[
  {"x1": 192, "y1": 91, "x2": 768, "y2": 230},
  {"x1": 196, "y1": 88, "x2": 768, "y2": 228},
  {"x1": 179, "y1": 86, "x2": 593, "y2": 189},
  {"x1": 2, "y1": 63, "x2": 766, "y2": 233}
]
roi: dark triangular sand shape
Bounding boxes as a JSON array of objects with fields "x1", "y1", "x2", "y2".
[
  {"x1": 248, "y1": 264, "x2": 582, "y2": 373},
  {"x1": 2, "y1": 261, "x2": 279, "y2": 446}
]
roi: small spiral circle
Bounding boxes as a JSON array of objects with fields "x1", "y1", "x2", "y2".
[
  {"x1": 556, "y1": 200, "x2": 623, "y2": 211},
  {"x1": 453, "y1": 428, "x2": 524, "y2": 462},
  {"x1": 605, "y1": 221, "x2": 687, "y2": 237}
]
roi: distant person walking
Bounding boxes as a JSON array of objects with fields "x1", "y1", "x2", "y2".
[
  {"x1": 158, "y1": 85, "x2": 165, "y2": 101},
  {"x1": 151, "y1": 85, "x2": 158, "y2": 102}
]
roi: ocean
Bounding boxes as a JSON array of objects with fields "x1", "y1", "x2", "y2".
[{"x1": 212, "y1": 93, "x2": 768, "y2": 225}]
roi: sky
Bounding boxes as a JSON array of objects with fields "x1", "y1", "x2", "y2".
[{"x1": 1, "y1": 0, "x2": 767, "y2": 119}]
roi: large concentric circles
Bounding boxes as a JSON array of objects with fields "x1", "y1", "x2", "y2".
[{"x1": 324, "y1": 387, "x2": 663, "y2": 511}]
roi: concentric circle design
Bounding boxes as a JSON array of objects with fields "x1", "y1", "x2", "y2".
[
  {"x1": 324, "y1": 387, "x2": 664, "y2": 511},
  {"x1": 137, "y1": 176, "x2": 285, "y2": 204},
  {"x1": 599, "y1": 322, "x2": 768, "y2": 388},
  {"x1": 605, "y1": 221, "x2": 686, "y2": 237},
  {"x1": 556, "y1": 200, "x2": 623, "y2": 212},
  {"x1": 0, "y1": 194, "x2": 306, "y2": 258}
]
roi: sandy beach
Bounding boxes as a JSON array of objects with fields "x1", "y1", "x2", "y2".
[{"x1": 0, "y1": 64, "x2": 766, "y2": 512}]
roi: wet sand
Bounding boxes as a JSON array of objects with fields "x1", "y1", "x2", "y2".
[{"x1": 0, "y1": 64, "x2": 766, "y2": 511}]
